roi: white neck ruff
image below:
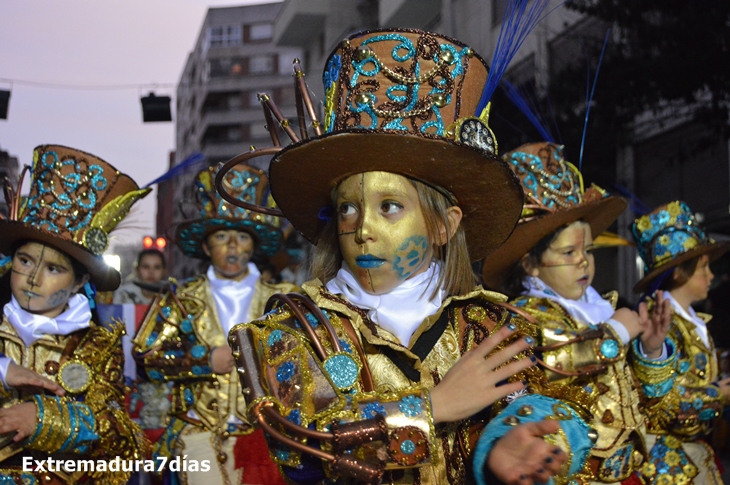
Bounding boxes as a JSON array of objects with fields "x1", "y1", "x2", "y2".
[
  {"x1": 207, "y1": 263, "x2": 260, "y2": 336},
  {"x1": 523, "y1": 276, "x2": 615, "y2": 325},
  {"x1": 4, "y1": 294, "x2": 91, "y2": 346},
  {"x1": 325, "y1": 261, "x2": 446, "y2": 346}
]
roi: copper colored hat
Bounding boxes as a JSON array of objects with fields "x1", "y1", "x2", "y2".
[
  {"x1": 481, "y1": 142, "x2": 627, "y2": 289},
  {"x1": 0, "y1": 145, "x2": 151, "y2": 291},
  {"x1": 265, "y1": 29, "x2": 523, "y2": 262},
  {"x1": 631, "y1": 201, "x2": 730, "y2": 293},
  {"x1": 175, "y1": 163, "x2": 283, "y2": 260}
]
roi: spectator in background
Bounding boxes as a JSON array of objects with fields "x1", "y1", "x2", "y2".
[{"x1": 114, "y1": 248, "x2": 166, "y2": 305}]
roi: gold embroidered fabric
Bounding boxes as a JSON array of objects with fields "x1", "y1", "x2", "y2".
[{"x1": 0, "y1": 315, "x2": 148, "y2": 484}]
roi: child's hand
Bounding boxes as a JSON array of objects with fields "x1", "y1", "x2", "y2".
[
  {"x1": 0, "y1": 401, "x2": 38, "y2": 442},
  {"x1": 5, "y1": 361, "x2": 65, "y2": 396},
  {"x1": 638, "y1": 291, "x2": 672, "y2": 359}
]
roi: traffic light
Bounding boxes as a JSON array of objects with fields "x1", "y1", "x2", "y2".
[{"x1": 142, "y1": 236, "x2": 167, "y2": 250}]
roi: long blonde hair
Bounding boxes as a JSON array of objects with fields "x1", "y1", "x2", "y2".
[{"x1": 309, "y1": 175, "x2": 475, "y2": 297}]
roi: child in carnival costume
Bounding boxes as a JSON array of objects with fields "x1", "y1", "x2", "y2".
[
  {"x1": 630, "y1": 201, "x2": 730, "y2": 485},
  {"x1": 224, "y1": 27, "x2": 601, "y2": 485},
  {"x1": 133, "y1": 163, "x2": 296, "y2": 485},
  {"x1": 481, "y1": 141, "x2": 673, "y2": 485},
  {"x1": 0, "y1": 145, "x2": 150, "y2": 484}
]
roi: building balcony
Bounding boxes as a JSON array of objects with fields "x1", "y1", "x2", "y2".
[
  {"x1": 274, "y1": 0, "x2": 328, "y2": 46},
  {"x1": 379, "y1": 0, "x2": 442, "y2": 29}
]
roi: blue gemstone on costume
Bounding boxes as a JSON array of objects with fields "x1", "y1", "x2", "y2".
[
  {"x1": 679, "y1": 360, "x2": 690, "y2": 373},
  {"x1": 149, "y1": 370, "x2": 164, "y2": 381},
  {"x1": 400, "y1": 439, "x2": 416, "y2": 455},
  {"x1": 192, "y1": 366, "x2": 203, "y2": 375},
  {"x1": 554, "y1": 328, "x2": 564, "y2": 335},
  {"x1": 708, "y1": 387, "x2": 719, "y2": 397},
  {"x1": 146, "y1": 332, "x2": 159, "y2": 347},
  {"x1": 695, "y1": 354, "x2": 707, "y2": 369},
  {"x1": 699, "y1": 408, "x2": 717, "y2": 421},
  {"x1": 693, "y1": 398, "x2": 704, "y2": 410},
  {"x1": 362, "y1": 402, "x2": 386, "y2": 419},
  {"x1": 227, "y1": 423, "x2": 238, "y2": 433},
  {"x1": 600, "y1": 339, "x2": 620, "y2": 359},
  {"x1": 275, "y1": 449, "x2": 290, "y2": 461},
  {"x1": 399, "y1": 395, "x2": 423, "y2": 417},
  {"x1": 680, "y1": 402, "x2": 691, "y2": 411},
  {"x1": 324, "y1": 354, "x2": 359, "y2": 389},
  {"x1": 305, "y1": 313, "x2": 320, "y2": 328},
  {"x1": 181, "y1": 319, "x2": 193, "y2": 334},
  {"x1": 339, "y1": 339, "x2": 352, "y2": 354},
  {"x1": 191, "y1": 345, "x2": 206, "y2": 359},
  {"x1": 584, "y1": 385, "x2": 593, "y2": 394},
  {"x1": 287, "y1": 409, "x2": 302, "y2": 425},
  {"x1": 268, "y1": 329, "x2": 283, "y2": 347},
  {"x1": 161, "y1": 306, "x2": 171, "y2": 318},
  {"x1": 276, "y1": 362, "x2": 296, "y2": 383},
  {"x1": 184, "y1": 388, "x2": 194, "y2": 405}
]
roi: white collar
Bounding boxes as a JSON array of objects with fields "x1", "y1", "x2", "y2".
[
  {"x1": 206, "y1": 264, "x2": 260, "y2": 335},
  {"x1": 522, "y1": 276, "x2": 614, "y2": 325},
  {"x1": 4, "y1": 294, "x2": 91, "y2": 346},
  {"x1": 325, "y1": 262, "x2": 446, "y2": 347}
]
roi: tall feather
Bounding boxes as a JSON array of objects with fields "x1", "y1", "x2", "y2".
[
  {"x1": 578, "y1": 29, "x2": 610, "y2": 171},
  {"x1": 475, "y1": 0, "x2": 555, "y2": 116},
  {"x1": 501, "y1": 79, "x2": 555, "y2": 142},
  {"x1": 144, "y1": 151, "x2": 206, "y2": 188}
]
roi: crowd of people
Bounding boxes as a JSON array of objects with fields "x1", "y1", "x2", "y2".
[{"x1": 0, "y1": 20, "x2": 728, "y2": 485}]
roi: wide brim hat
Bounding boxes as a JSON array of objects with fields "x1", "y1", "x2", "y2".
[
  {"x1": 266, "y1": 29, "x2": 524, "y2": 261},
  {"x1": 632, "y1": 201, "x2": 730, "y2": 293},
  {"x1": 0, "y1": 145, "x2": 150, "y2": 291},
  {"x1": 175, "y1": 163, "x2": 283, "y2": 260},
  {"x1": 481, "y1": 142, "x2": 627, "y2": 289}
]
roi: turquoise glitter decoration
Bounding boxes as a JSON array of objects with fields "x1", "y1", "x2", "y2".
[
  {"x1": 399, "y1": 395, "x2": 423, "y2": 417},
  {"x1": 268, "y1": 329, "x2": 283, "y2": 347},
  {"x1": 400, "y1": 440, "x2": 416, "y2": 455},
  {"x1": 600, "y1": 339, "x2": 620, "y2": 359},
  {"x1": 323, "y1": 353, "x2": 359, "y2": 390},
  {"x1": 191, "y1": 345, "x2": 206, "y2": 359},
  {"x1": 362, "y1": 402, "x2": 386, "y2": 419}
]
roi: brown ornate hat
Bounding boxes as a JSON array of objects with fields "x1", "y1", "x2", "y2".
[
  {"x1": 481, "y1": 142, "x2": 627, "y2": 289},
  {"x1": 631, "y1": 201, "x2": 730, "y2": 293},
  {"x1": 175, "y1": 163, "x2": 283, "y2": 260},
  {"x1": 263, "y1": 29, "x2": 524, "y2": 262},
  {"x1": 0, "y1": 145, "x2": 150, "y2": 291}
]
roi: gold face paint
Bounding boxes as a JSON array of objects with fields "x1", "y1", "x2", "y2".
[
  {"x1": 203, "y1": 229, "x2": 254, "y2": 281},
  {"x1": 10, "y1": 241, "x2": 82, "y2": 318},
  {"x1": 532, "y1": 221, "x2": 595, "y2": 300},
  {"x1": 336, "y1": 171, "x2": 433, "y2": 295}
]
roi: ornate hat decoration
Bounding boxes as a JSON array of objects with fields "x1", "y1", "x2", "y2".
[
  {"x1": 631, "y1": 201, "x2": 729, "y2": 293},
  {"x1": 0, "y1": 145, "x2": 151, "y2": 291},
  {"x1": 175, "y1": 163, "x2": 282, "y2": 260},
  {"x1": 216, "y1": 14, "x2": 559, "y2": 262},
  {"x1": 481, "y1": 142, "x2": 627, "y2": 289}
]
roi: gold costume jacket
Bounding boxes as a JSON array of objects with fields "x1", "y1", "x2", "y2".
[
  {"x1": 229, "y1": 281, "x2": 607, "y2": 485},
  {"x1": 0, "y1": 315, "x2": 148, "y2": 485},
  {"x1": 510, "y1": 293, "x2": 647, "y2": 483},
  {"x1": 630, "y1": 302, "x2": 725, "y2": 484},
  {"x1": 133, "y1": 274, "x2": 296, "y2": 453}
]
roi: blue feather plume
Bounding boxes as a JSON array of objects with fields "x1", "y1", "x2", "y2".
[
  {"x1": 144, "y1": 152, "x2": 207, "y2": 188},
  {"x1": 578, "y1": 29, "x2": 610, "y2": 171},
  {"x1": 500, "y1": 79, "x2": 555, "y2": 142},
  {"x1": 475, "y1": 0, "x2": 554, "y2": 116}
]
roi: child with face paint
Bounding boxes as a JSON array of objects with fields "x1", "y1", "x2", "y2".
[
  {"x1": 133, "y1": 163, "x2": 296, "y2": 485},
  {"x1": 0, "y1": 145, "x2": 150, "y2": 484},
  {"x1": 481, "y1": 142, "x2": 673, "y2": 485},
  {"x1": 630, "y1": 201, "x2": 730, "y2": 485},
  {"x1": 225, "y1": 31, "x2": 600, "y2": 485}
]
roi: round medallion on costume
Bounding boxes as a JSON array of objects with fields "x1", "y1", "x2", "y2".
[
  {"x1": 44, "y1": 360, "x2": 60, "y2": 375},
  {"x1": 388, "y1": 426, "x2": 430, "y2": 466},
  {"x1": 456, "y1": 118, "x2": 496, "y2": 154},
  {"x1": 599, "y1": 339, "x2": 620, "y2": 359},
  {"x1": 83, "y1": 227, "x2": 109, "y2": 255},
  {"x1": 58, "y1": 360, "x2": 93, "y2": 393},
  {"x1": 323, "y1": 353, "x2": 360, "y2": 390}
]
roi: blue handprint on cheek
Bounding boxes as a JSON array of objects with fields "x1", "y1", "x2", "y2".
[{"x1": 393, "y1": 235, "x2": 429, "y2": 279}]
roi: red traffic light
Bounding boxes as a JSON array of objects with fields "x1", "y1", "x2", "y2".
[{"x1": 142, "y1": 236, "x2": 154, "y2": 248}]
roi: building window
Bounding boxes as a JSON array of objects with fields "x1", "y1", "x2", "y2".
[
  {"x1": 207, "y1": 25, "x2": 242, "y2": 49},
  {"x1": 208, "y1": 57, "x2": 247, "y2": 78},
  {"x1": 249, "y1": 55, "x2": 275, "y2": 75},
  {"x1": 248, "y1": 23, "x2": 273, "y2": 42}
]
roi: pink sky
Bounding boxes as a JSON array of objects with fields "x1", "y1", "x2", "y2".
[{"x1": 0, "y1": 0, "x2": 277, "y2": 249}]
